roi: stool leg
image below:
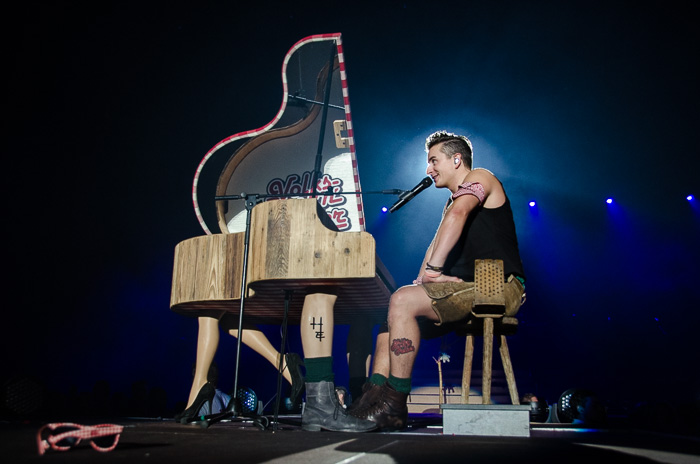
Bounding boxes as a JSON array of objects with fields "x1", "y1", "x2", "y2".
[
  {"x1": 499, "y1": 335, "x2": 520, "y2": 405},
  {"x1": 482, "y1": 318, "x2": 494, "y2": 405},
  {"x1": 462, "y1": 335, "x2": 474, "y2": 404}
]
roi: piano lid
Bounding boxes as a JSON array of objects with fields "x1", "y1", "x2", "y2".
[{"x1": 191, "y1": 33, "x2": 365, "y2": 236}]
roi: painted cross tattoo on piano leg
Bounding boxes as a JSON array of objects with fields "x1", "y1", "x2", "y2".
[
  {"x1": 390, "y1": 338, "x2": 415, "y2": 356},
  {"x1": 311, "y1": 317, "x2": 325, "y2": 342}
]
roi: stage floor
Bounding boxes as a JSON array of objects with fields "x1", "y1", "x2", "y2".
[{"x1": 4, "y1": 413, "x2": 699, "y2": 463}]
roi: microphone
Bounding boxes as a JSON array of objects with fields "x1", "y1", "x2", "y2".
[{"x1": 389, "y1": 176, "x2": 433, "y2": 213}]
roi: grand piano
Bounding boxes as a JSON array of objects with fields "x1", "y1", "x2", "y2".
[{"x1": 170, "y1": 33, "x2": 395, "y2": 325}]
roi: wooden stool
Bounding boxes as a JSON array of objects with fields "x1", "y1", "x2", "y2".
[{"x1": 460, "y1": 259, "x2": 520, "y2": 405}]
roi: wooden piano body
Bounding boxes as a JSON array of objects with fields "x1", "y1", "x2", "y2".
[
  {"x1": 171, "y1": 198, "x2": 394, "y2": 324},
  {"x1": 170, "y1": 33, "x2": 394, "y2": 324}
]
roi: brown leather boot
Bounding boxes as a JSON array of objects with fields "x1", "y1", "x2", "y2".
[
  {"x1": 347, "y1": 382, "x2": 381, "y2": 412},
  {"x1": 350, "y1": 383, "x2": 408, "y2": 431}
]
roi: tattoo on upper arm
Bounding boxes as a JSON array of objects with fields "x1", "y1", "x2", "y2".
[{"x1": 390, "y1": 338, "x2": 415, "y2": 356}]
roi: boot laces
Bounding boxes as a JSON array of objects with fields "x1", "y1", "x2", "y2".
[{"x1": 333, "y1": 401, "x2": 341, "y2": 420}]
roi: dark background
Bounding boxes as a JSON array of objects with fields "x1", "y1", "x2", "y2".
[{"x1": 6, "y1": 1, "x2": 699, "y2": 419}]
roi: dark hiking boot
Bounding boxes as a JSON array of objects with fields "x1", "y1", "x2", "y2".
[{"x1": 301, "y1": 381, "x2": 377, "y2": 432}]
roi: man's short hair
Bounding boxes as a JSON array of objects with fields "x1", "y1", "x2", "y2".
[{"x1": 425, "y1": 131, "x2": 474, "y2": 169}]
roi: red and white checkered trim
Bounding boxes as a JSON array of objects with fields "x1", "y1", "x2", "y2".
[
  {"x1": 452, "y1": 182, "x2": 486, "y2": 205},
  {"x1": 335, "y1": 35, "x2": 365, "y2": 230}
]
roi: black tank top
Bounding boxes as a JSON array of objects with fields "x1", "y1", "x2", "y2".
[{"x1": 443, "y1": 194, "x2": 525, "y2": 282}]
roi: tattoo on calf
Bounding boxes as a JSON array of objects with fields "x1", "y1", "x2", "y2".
[
  {"x1": 390, "y1": 338, "x2": 415, "y2": 356},
  {"x1": 311, "y1": 317, "x2": 325, "y2": 341}
]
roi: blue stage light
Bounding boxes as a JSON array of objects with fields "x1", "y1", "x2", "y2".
[
  {"x1": 381, "y1": 206, "x2": 388, "y2": 213},
  {"x1": 529, "y1": 201, "x2": 536, "y2": 207},
  {"x1": 687, "y1": 195, "x2": 694, "y2": 201},
  {"x1": 606, "y1": 198, "x2": 613, "y2": 204}
]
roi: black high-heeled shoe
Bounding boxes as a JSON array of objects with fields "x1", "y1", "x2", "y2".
[
  {"x1": 285, "y1": 353, "x2": 305, "y2": 410},
  {"x1": 174, "y1": 382, "x2": 215, "y2": 424}
]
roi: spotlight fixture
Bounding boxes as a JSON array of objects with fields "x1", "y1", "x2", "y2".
[
  {"x1": 236, "y1": 386, "x2": 260, "y2": 415},
  {"x1": 556, "y1": 389, "x2": 577, "y2": 423},
  {"x1": 529, "y1": 201, "x2": 536, "y2": 207},
  {"x1": 687, "y1": 195, "x2": 694, "y2": 201},
  {"x1": 528, "y1": 400, "x2": 550, "y2": 422},
  {"x1": 381, "y1": 206, "x2": 388, "y2": 213},
  {"x1": 606, "y1": 198, "x2": 613, "y2": 204},
  {"x1": 555, "y1": 388, "x2": 606, "y2": 426}
]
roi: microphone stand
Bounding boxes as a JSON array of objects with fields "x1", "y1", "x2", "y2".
[
  {"x1": 193, "y1": 187, "x2": 407, "y2": 429},
  {"x1": 190, "y1": 192, "x2": 269, "y2": 430}
]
